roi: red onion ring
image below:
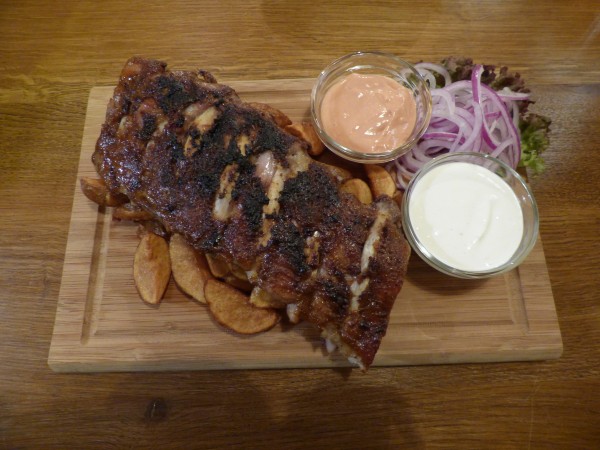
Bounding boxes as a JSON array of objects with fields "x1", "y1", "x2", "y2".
[{"x1": 387, "y1": 64, "x2": 529, "y2": 190}]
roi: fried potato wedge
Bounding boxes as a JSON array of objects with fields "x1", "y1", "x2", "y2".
[
  {"x1": 229, "y1": 263, "x2": 248, "y2": 281},
  {"x1": 341, "y1": 178, "x2": 373, "y2": 205},
  {"x1": 223, "y1": 274, "x2": 253, "y2": 293},
  {"x1": 137, "y1": 221, "x2": 169, "y2": 239},
  {"x1": 134, "y1": 232, "x2": 171, "y2": 305},
  {"x1": 392, "y1": 190, "x2": 404, "y2": 211},
  {"x1": 169, "y1": 234, "x2": 211, "y2": 304},
  {"x1": 248, "y1": 102, "x2": 292, "y2": 129},
  {"x1": 365, "y1": 165, "x2": 396, "y2": 198},
  {"x1": 249, "y1": 286, "x2": 272, "y2": 309},
  {"x1": 113, "y1": 203, "x2": 154, "y2": 221},
  {"x1": 315, "y1": 150, "x2": 362, "y2": 177},
  {"x1": 285, "y1": 122, "x2": 325, "y2": 156},
  {"x1": 205, "y1": 280, "x2": 280, "y2": 334},
  {"x1": 249, "y1": 286, "x2": 287, "y2": 309},
  {"x1": 80, "y1": 177, "x2": 128, "y2": 207},
  {"x1": 205, "y1": 253, "x2": 230, "y2": 278}
]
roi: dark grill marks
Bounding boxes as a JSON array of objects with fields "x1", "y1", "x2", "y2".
[
  {"x1": 186, "y1": 127, "x2": 202, "y2": 154},
  {"x1": 164, "y1": 132, "x2": 184, "y2": 162},
  {"x1": 155, "y1": 75, "x2": 193, "y2": 114},
  {"x1": 194, "y1": 173, "x2": 220, "y2": 198},
  {"x1": 188, "y1": 122, "x2": 241, "y2": 199},
  {"x1": 320, "y1": 277, "x2": 351, "y2": 314},
  {"x1": 232, "y1": 160, "x2": 268, "y2": 234},
  {"x1": 254, "y1": 119, "x2": 300, "y2": 161},
  {"x1": 137, "y1": 114, "x2": 157, "y2": 140},
  {"x1": 269, "y1": 221, "x2": 310, "y2": 276},
  {"x1": 278, "y1": 164, "x2": 340, "y2": 226}
]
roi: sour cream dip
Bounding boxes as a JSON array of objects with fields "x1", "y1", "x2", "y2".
[
  {"x1": 320, "y1": 73, "x2": 417, "y2": 154},
  {"x1": 408, "y1": 161, "x2": 524, "y2": 272}
]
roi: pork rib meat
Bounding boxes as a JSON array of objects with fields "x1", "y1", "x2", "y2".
[{"x1": 93, "y1": 57, "x2": 411, "y2": 368}]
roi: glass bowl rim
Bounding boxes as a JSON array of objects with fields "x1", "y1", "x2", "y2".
[
  {"x1": 401, "y1": 151, "x2": 540, "y2": 279},
  {"x1": 310, "y1": 51, "x2": 432, "y2": 164}
]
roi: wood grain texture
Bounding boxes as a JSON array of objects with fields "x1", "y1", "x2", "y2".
[
  {"x1": 1, "y1": 1, "x2": 599, "y2": 448},
  {"x1": 48, "y1": 84, "x2": 561, "y2": 372}
]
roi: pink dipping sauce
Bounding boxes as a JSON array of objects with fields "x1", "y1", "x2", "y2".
[{"x1": 320, "y1": 73, "x2": 417, "y2": 154}]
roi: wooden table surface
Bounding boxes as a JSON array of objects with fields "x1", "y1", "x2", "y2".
[{"x1": 1, "y1": 1, "x2": 599, "y2": 448}]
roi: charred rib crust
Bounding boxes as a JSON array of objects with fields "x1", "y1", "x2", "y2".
[
  {"x1": 269, "y1": 220, "x2": 310, "y2": 276},
  {"x1": 232, "y1": 160, "x2": 269, "y2": 233},
  {"x1": 278, "y1": 164, "x2": 340, "y2": 226}
]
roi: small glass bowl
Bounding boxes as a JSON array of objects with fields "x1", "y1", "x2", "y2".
[
  {"x1": 310, "y1": 51, "x2": 432, "y2": 164},
  {"x1": 401, "y1": 152, "x2": 539, "y2": 279}
]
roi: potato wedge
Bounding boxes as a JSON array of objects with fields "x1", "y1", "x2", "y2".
[
  {"x1": 169, "y1": 234, "x2": 211, "y2": 304},
  {"x1": 392, "y1": 190, "x2": 404, "y2": 210},
  {"x1": 80, "y1": 177, "x2": 128, "y2": 207},
  {"x1": 205, "y1": 280, "x2": 280, "y2": 334},
  {"x1": 205, "y1": 253, "x2": 230, "y2": 278},
  {"x1": 223, "y1": 274, "x2": 253, "y2": 293},
  {"x1": 249, "y1": 286, "x2": 273, "y2": 309},
  {"x1": 113, "y1": 203, "x2": 154, "y2": 221},
  {"x1": 365, "y1": 165, "x2": 396, "y2": 198},
  {"x1": 315, "y1": 150, "x2": 360, "y2": 174},
  {"x1": 285, "y1": 122, "x2": 325, "y2": 156},
  {"x1": 134, "y1": 232, "x2": 171, "y2": 305},
  {"x1": 229, "y1": 263, "x2": 248, "y2": 281},
  {"x1": 137, "y1": 221, "x2": 168, "y2": 239},
  {"x1": 247, "y1": 102, "x2": 292, "y2": 128},
  {"x1": 249, "y1": 286, "x2": 287, "y2": 309},
  {"x1": 341, "y1": 178, "x2": 373, "y2": 205}
]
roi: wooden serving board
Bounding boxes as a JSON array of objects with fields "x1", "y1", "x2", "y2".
[{"x1": 48, "y1": 80, "x2": 563, "y2": 372}]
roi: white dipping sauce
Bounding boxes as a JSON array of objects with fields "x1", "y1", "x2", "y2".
[{"x1": 408, "y1": 162, "x2": 524, "y2": 272}]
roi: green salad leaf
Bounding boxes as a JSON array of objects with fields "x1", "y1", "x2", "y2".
[
  {"x1": 519, "y1": 113, "x2": 551, "y2": 174},
  {"x1": 439, "y1": 57, "x2": 551, "y2": 174}
]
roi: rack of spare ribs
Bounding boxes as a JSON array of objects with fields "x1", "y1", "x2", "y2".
[{"x1": 91, "y1": 57, "x2": 411, "y2": 369}]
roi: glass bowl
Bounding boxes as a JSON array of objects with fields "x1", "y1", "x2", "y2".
[
  {"x1": 401, "y1": 152, "x2": 539, "y2": 279},
  {"x1": 310, "y1": 51, "x2": 432, "y2": 164}
]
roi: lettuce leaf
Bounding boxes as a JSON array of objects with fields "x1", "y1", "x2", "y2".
[
  {"x1": 440, "y1": 57, "x2": 551, "y2": 174},
  {"x1": 519, "y1": 113, "x2": 551, "y2": 175}
]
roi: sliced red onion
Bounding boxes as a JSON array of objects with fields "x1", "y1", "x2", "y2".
[
  {"x1": 388, "y1": 64, "x2": 527, "y2": 189},
  {"x1": 480, "y1": 83, "x2": 522, "y2": 165},
  {"x1": 417, "y1": 69, "x2": 437, "y2": 89},
  {"x1": 415, "y1": 63, "x2": 452, "y2": 87},
  {"x1": 511, "y1": 100, "x2": 520, "y2": 128},
  {"x1": 457, "y1": 101, "x2": 483, "y2": 152},
  {"x1": 497, "y1": 87, "x2": 531, "y2": 101},
  {"x1": 421, "y1": 131, "x2": 459, "y2": 141},
  {"x1": 471, "y1": 64, "x2": 483, "y2": 103},
  {"x1": 432, "y1": 89, "x2": 456, "y2": 115}
]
